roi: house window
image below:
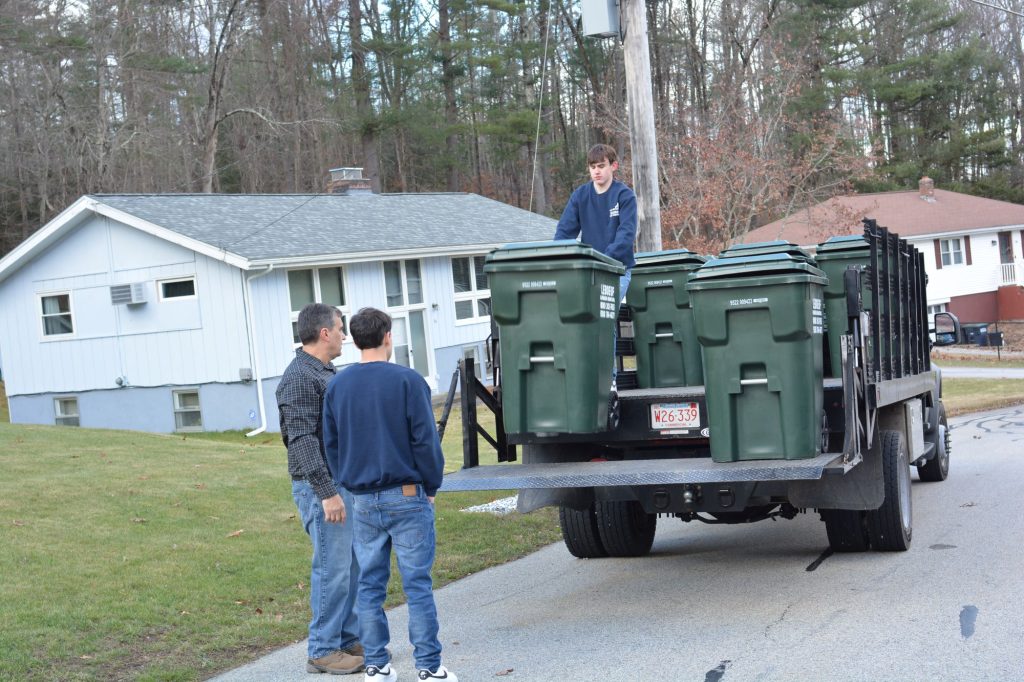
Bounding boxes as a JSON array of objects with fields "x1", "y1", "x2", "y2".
[
  {"x1": 172, "y1": 389, "x2": 203, "y2": 431},
  {"x1": 40, "y1": 293, "x2": 74, "y2": 337},
  {"x1": 54, "y1": 397, "x2": 80, "y2": 427},
  {"x1": 383, "y1": 260, "x2": 424, "y2": 308},
  {"x1": 159, "y1": 277, "x2": 196, "y2": 300},
  {"x1": 287, "y1": 267, "x2": 348, "y2": 344},
  {"x1": 940, "y1": 239, "x2": 963, "y2": 266},
  {"x1": 452, "y1": 255, "x2": 490, "y2": 322}
]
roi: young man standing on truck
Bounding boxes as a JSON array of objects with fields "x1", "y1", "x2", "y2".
[
  {"x1": 555, "y1": 143, "x2": 638, "y2": 380},
  {"x1": 554, "y1": 143, "x2": 638, "y2": 302},
  {"x1": 322, "y1": 307, "x2": 456, "y2": 682}
]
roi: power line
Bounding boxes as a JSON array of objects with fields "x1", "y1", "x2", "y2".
[{"x1": 963, "y1": 0, "x2": 1024, "y2": 18}]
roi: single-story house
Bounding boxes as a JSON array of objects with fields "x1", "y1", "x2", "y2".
[
  {"x1": 743, "y1": 178, "x2": 1024, "y2": 326},
  {"x1": 0, "y1": 185, "x2": 555, "y2": 433}
]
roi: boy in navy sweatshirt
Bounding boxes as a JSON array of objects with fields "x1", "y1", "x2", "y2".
[
  {"x1": 555, "y1": 143, "x2": 637, "y2": 381},
  {"x1": 554, "y1": 143, "x2": 637, "y2": 296},
  {"x1": 322, "y1": 307, "x2": 456, "y2": 682}
]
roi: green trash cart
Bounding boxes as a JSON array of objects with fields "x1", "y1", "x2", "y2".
[
  {"x1": 815, "y1": 235, "x2": 872, "y2": 378},
  {"x1": 688, "y1": 253, "x2": 828, "y2": 462},
  {"x1": 627, "y1": 249, "x2": 708, "y2": 388},
  {"x1": 484, "y1": 241, "x2": 624, "y2": 434}
]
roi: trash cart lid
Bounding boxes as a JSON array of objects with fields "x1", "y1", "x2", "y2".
[
  {"x1": 484, "y1": 240, "x2": 622, "y2": 267},
  {"x1": 815, "y1": 235, "x2": 870, "y2": 256},
  {"x1": 688, "y1": 253, "x2": 827, "y2": 282},
  {"x1": 633, "y1": 248, "x2": 707, "y2": 268},
  {"x1": 720, "y1": 240, "x2": 814, "y2": 261}
]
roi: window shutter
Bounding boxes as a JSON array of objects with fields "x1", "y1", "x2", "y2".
[
  {"x1": 964, "y1": 235, "x2": 972, "y2": 265},
  {"x1": 933, "y1": 240, "x2": 942, "y2": 269}
]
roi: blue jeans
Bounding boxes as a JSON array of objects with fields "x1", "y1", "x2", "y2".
[
  {"x1": 292, "y1": 480, "x2": 360, "y2": 659},
  {"x1": 351, "y1": 485, "x2": 441, "y2": 671},
  {"x1": 613, "y1": 269, "x2": 632, "y2": 381}
]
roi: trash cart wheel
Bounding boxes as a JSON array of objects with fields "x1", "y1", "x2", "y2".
[
  {"x1": 559, "y1": 503, "x2": 608, "y2": 558},
  {"x1": 821, "y1": 509, "x2": 871, "y2": 552},
  {"x1": 918, "y1": 402, "x2": 950, "y2": 482},
  {"x1": 866, "y1": 430, "x2": 913, "y2": 551},
  {"x1": 595, "y1": 500, "x2": 657, "y2": 557}
]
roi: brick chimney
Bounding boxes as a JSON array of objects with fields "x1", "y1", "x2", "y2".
[
  {"x1": 919, "y1": 176, "x2": 935, "y2": 201},
  {"x1": 326, "y1": 167, "x2": 372, "y2": 194}
]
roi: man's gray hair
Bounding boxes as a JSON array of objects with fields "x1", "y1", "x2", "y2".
[{"x1": 297, "y1": 303, "x2": 341, "y2": 345}]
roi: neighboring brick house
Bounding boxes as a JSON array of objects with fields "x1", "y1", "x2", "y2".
[{"x1": 743, "y1": 178, "x2": 1024, "y2": 337}]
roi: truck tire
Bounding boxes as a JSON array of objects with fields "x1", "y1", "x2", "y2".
[
  {"x1": 866, "y1": 430, "x2": 913, "y2": 551},
  {"x1": 595, "y1": 500, "x2": 657, "y2": 557},
  {"x1": 918, "y1": 402, "x2": 950, "y2": 482},
  {"x1": 821, "y1": 509, "x2": 871, "y2": 552},
  {"x1": 559, "y1": 503, "x2": 608, "y2": 558}
]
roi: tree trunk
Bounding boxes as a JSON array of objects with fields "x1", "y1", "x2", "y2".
[{"x1": 351, "y1": 0, "x2": 380, "y2": 192}]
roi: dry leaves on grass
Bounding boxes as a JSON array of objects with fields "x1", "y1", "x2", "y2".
[
  {"x1": 12, "y1": 519, "x2": 26, "y2": 527},
  {"x1": 131, "y1": 518, "x2": 147, "y2": 524}
]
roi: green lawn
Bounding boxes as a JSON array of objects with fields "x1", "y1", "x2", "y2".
[
  {"x1": 0, "y1": 405, "x2": 558, "y2": 681},
  {"x1": 942, "y1": 378, "x2": 1024, "y2": 417}
]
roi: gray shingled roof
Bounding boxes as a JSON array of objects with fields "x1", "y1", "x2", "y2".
[{"x1": 92, "y1": 193, "x2": 557, "y2": 262}]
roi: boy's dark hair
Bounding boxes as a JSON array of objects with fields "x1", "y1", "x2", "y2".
[
  {"x1": 349, "y1": 307, "x2": 392, "y2": 350},
  {"x1": 587, "y1": 143, "x2": 617, "y2": 166},
  {"x1": 297, "y1": 303, "x2": 341, "y2": 345}
]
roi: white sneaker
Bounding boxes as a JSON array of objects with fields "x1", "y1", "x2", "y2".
[
  {"x1": 365, "y1": 663, "x2": 397, "y2": 682},
  {"x1": 417, "y1": 664, "x2": 457, "y2": 681}
]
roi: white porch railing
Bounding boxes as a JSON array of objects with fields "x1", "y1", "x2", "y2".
[{"x1": 1001, "y1": 262, "x2": 1017, "y2": 285}]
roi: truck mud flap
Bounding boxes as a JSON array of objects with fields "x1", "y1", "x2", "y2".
[{"x1": 788, "y1": 438, "x2": 883, "y2": 510}]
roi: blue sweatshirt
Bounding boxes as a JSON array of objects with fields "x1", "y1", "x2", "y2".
[
  {"x1": 554, "y1": 179, "x2": 637, "y2": 269},
  {"x1": 322, "y1": 361, "x2": 444, "y2": 497}
]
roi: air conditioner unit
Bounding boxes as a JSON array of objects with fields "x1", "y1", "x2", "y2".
[{"x1": 110, "y1": 282, "x2": 147, "y2": 306}]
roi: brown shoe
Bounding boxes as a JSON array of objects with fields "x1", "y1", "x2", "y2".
[
  {"x1": 306, "y1": 650, "x2": 364, "y2": 675},
  {"x1": 341, "y1": 642, "x2": 364, "y2": 657}
]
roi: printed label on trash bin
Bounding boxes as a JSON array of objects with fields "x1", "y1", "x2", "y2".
[
  {"x1": 521, "y1": 280, "x2": 557, "y2": 289},
  {"x1": 599, "y1": 283, "x2": 617, "y2": 319},
  {"x1": 811, "y1": 297, "x2": 824, "y2": 335},
  {"x1": 729, "y1": 297, "x2": 768, "y2": 306}
]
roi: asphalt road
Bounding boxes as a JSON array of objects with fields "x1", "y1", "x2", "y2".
[
  {"x1": 935, "y1": 365, "x2": 1024, "y2": 379},
  {"x1": 214, "y1": 407, "x2": 1024, "y2": 681}
]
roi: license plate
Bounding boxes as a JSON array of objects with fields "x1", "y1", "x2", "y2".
[{"x1": 650, "y1": 402, "x2": 700, "y2": 431}]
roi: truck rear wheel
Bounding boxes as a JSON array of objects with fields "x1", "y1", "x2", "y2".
[
  {"x1": 595, "y1": 500, "x2": 657, "y2": 557},
  {"x1": 918, "y1": 402, "x2": 950, "y2": 482},
  {"x1": 559, "y1": 503, "x2": 608, "y2": 558},
  {"x1": 867, "y1": 430, "x2": 913, "y2": 551},
  {"x1": 822, "y1": 509, "x2": 871, "y2": 552}
]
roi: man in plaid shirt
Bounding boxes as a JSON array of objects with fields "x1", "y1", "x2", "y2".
[{"x1": 276, "y1": 303, "x2": 363, "y2": 675}]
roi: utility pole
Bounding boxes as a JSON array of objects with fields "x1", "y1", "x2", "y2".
[
  {"x1": 581, "y1": 0, "x2": 662, "y2": 251},
  {"x1": 620, "y1": 0, "x2": 662, "y2": 252}
]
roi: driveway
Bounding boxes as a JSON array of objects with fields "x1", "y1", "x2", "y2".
[{"x1": 214, "y1": 407, "x2": 1024, "y2": 681}]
